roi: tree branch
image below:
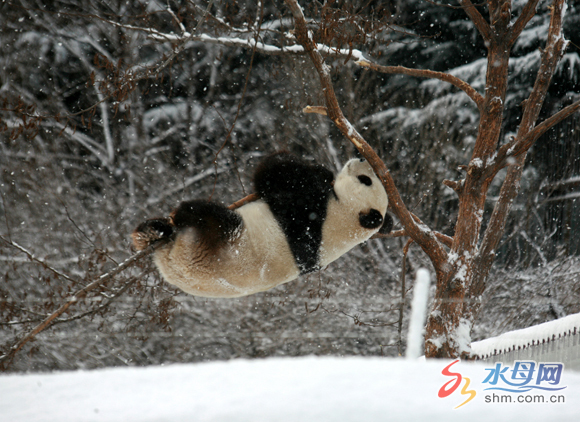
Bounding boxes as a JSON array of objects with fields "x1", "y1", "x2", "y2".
[
  {"x1": 509, "y1": 0, "x2": 541, "y2": 45},
  {"x1": 356, "y1": 60, "x2": 484, "y2": 111},
  {"x1": 303, "y1": 106, "x2": 328, "y2": 116},
  {"x1": 0, "y1": 235, "x2": 79, "y2": 285},
  {"x1": 458, "y1": 0, "x2": 492, "y2": 41},
  {"x1": 104, "y1": 18, "x2": 373, "y2": 63},
  {"x1": 372, "y1": 230, "x2": 454, "y2": 248},
  {"x1": 228, "y1": 193, "x2": 260, "y2": 210},
  {"x1": 490, "y1": 0, "x2": 570, "y2": 174},
  {"x1": 284, "y1": 0, "x2": 449, "y2": 275},
  {"x1": 495, "y1": 98, "x2": 580, "y2": 167}
]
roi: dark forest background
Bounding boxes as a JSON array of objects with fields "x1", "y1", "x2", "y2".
[{"x1": 1, "y1": 0, "x2": 579, "y2": 371}]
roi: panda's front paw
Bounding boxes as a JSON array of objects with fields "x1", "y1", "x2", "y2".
[
  {"x1": 359, "y1": 209, "x2": 384, "y2": 229},
  {"x1": 378, "y1": 213, "x2": 393, "y2": 235}
]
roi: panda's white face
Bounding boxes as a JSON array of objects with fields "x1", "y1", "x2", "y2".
[
  {"x1": 334, "y1": 158, "x2": 388, "y2": 214},
  {"x1": 319, "y1": 158, "x2": 388, "y2": 267}
]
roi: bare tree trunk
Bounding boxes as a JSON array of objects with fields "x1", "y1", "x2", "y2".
[{"x1": 425, "y1": 0, "x2": 571, "y2": 358}]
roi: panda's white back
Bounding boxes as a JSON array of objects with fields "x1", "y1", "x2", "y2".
[{"x1": 153, "y1": 199, "x2": 300, "y2": 298}]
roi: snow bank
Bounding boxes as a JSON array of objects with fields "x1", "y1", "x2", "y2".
[
  {"x1": 2, "y1": 356, "x2": 580, "y2": 422},
  {"x1": 472, "y1": 312, "x2": 580, "y2": 358}
]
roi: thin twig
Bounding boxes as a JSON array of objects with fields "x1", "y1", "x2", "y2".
[
  {"x1": 370, "y1": 229, "x2": 453, "y2": 248},
  {"x1": 0, "y1": 241, "x2": 166, "y2": 369},
  {"x1": 228, "y1": 193, "x2": 260, "y2": 210},
  {"x1": 0, "y1": 235, "x2": 79, "y2": 286},
  {"x1": 50, "y1": 272, "x2": 151, "y2": 326}
]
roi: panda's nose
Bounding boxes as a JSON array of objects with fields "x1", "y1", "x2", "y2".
[{"x1": 359, "y1": 158, "x2": 365, "y2": 162}]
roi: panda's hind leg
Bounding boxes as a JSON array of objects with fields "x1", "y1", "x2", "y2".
[
  {"x1": 132, "y1": 218, "x2": 174, "y2": 251},
  {"x1": 171, "y1": 200, "x2": 243, "y2": 250}
]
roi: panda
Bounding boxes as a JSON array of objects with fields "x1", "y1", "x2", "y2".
[{"x1": 132, "y1": 152, "x2": 392, "y2": 298}]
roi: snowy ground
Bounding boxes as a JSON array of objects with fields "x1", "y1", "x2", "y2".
[{"x1": 2, "y1": 356, "x2": 579, "y2": 422}]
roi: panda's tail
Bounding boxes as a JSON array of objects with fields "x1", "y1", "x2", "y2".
[{"x1": 131, "y1": 218, "x2": 174, "y2": 251}]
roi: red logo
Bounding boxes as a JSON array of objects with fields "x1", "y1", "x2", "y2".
[{"x1": 438, "y1": 359, "x2": 476, "y2": 409}]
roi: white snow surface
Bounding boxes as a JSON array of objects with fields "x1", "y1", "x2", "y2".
[
  {"x1": 2, "y1": 356, "x2": 580, "y2": 422},
  {"x1": 472, "y1": 312, "x2": 580, "y2": 358}
]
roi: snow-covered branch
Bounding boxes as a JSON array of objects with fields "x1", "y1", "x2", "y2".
[
  {"x1": 498, "y1": 98, "x2": 580, "y2": 165},
  {"x1": 103, "y1": 16, "x2": 372, "y2": 62}
]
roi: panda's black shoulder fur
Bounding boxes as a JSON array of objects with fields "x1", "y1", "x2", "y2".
[
  {"x1": 254, "y1": 152, "x2": 335, "y2": 274},
  {"x1": 254, "y1": 152, "x2": 334, "y2": 202}
]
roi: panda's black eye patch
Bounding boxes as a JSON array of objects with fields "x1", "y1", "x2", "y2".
[{"x1": 357, "y1": 175, "x2": 372, "y2": 186}]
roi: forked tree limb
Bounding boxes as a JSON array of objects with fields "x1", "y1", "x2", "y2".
[
  {"x1": 284, "y1": 0, "x2": 449, "y2": 276},
  {"x1": 488, "y1": 0, "x2": 572, "y2": 176},
  {"x1": 489, "y1": 0, "x2": 512, "y2": 31},
  {"x1": 493, "y1": 99, "x2": 580, "y2": 172},
  {"x1": 424, "y1": 0, "x2": 567, "y2": 358},
  {"x1": 469, "y1": 0, "x2": 572, "y2": 320}
]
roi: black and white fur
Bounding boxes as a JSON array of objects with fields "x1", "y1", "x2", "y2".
[{"x1": 132, "y1": 152, "x2": 391, "y2": 298}]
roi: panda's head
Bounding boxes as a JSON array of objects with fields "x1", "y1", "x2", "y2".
[{"x1": 334, "y1": 158, "x2": 389, "y2": 231}]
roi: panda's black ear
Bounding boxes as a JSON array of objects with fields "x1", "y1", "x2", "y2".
[{"x1": 378, "y1": 213, "x2": 394, "y2": 235}]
